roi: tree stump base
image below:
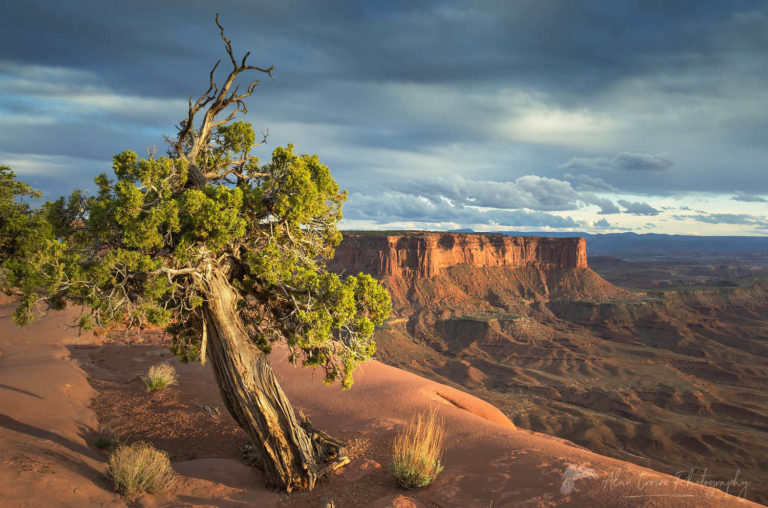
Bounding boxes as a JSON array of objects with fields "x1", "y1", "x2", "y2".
[{"x1": 240, "y1": 412, "x2": 351, "y2": 480}]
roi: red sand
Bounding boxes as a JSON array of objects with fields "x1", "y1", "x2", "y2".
[{"x1": 0, "y1": 303, "x2": 762, "y2": 507}]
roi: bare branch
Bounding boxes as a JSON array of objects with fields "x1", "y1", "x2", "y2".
[
  {"x1": 175, "y1": 14, "x2": 274, "y2": 188},
  {"x1": 216, "y1": 13, "x2": 238, "y2": 69}
]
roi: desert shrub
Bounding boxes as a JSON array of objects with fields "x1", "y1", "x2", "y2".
[
  {"x1": 106, "y1": 441, "x2": 175, "y2": 499},
  {"x1": 143, "y1": 362, "x2": 177, "y2": 391},
  {"x1": 391, "y1": 409, "x2": 446, "y2": 489},
  {"x1": 95, "y1": 424, "x2": 120, "y2": 449}
]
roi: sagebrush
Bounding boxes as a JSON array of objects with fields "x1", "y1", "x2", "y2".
[
  {"x1": 392, "y1": 409, "x2": 446, "y2": 489},
  {"x1": 143, "y1": 362, "x2": 177, "y2": 391},
  {"x1": 95, "y1": 424, "x2": 120, "y2": 449},
  {"x1": 107, "y1": 441, "x2": 174, "y2": 499}
]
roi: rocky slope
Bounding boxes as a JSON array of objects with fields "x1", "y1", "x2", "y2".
[
  {"x1": 330, "y1": 232, "x2": 768, "y2": 504},
  {"x1": 4, "y1": 303, "x2": 760, "y2": 506}
]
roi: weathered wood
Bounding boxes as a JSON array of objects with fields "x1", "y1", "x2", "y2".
[{"x1": 202, "y1": 268, "x2": 348, "y2": 491}]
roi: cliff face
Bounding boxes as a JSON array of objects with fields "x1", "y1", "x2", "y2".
[{"x1": 329, "y1": 232, "x2": 588, "y2": 278}]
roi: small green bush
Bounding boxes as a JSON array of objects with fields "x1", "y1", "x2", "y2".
[
  {"x1": 95, "y1": 424, "x2": 120, "y2": 449},
  {"x1": 392, "y1": 409, "x2": 446, "y2": 489},
  {"x1": 143, "y1": 362, "x2": 178, "y2": 391},
  {"x1": 106, "y1": 441, "x2": 175, "y2": 499}
]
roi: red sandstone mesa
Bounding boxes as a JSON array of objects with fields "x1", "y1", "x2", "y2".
[{"x1": 329, "y1": 232, "x2": 588, "y2": 278}]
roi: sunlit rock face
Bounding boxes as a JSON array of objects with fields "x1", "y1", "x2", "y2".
[{"x1": 329, "y1": 232, "x2": 588, "y2": 279}]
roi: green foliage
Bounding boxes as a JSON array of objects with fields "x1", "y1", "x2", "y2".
[
  {"x1": 6, "y1": 35, "x2": 391, "y2": 390},
  {"x1": 0, "y1": 166, "x2": 43, "y2": 290},
  {"x1": 213, "y1": 120, "x2": 256, "y2": 159},
  {"x1": 7, "y1": 120, "x2": 390, "y2": 390},
  {"x1": 0, "y1": 167, "x2": 41, "y2": 246},
  {"x1": 179, "y1": 185, "x2": 246, "y2": 249}
]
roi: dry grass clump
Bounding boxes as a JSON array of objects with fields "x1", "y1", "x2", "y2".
[
  {"x1": 95, "y1": 424, "x2": 120, "y2": 449},
  {"x1": 391, "y1": 409, "x2": 446, "y2": 489},
  {"x1": 106, "y1": 441, "x2": 175, "y2": 499},
  {"x1": 143, "y1": 362, "x2": 177, "y2": 391}
]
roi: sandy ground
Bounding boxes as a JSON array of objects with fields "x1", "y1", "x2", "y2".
[{"x1": 0, "y1": 302, "x2": 763, "y2": 507}]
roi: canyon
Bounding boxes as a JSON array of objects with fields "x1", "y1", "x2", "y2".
[
  {"x1": 2, "y1": 231, "x2": 766, "y2": 506},
  {"x1": 330, "y1": 232, "x2": 768, "y2": 504}
]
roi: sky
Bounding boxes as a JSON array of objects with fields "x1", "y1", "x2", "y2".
[{"x1": 1, "y1": 0, "x2": 767, "y2": 235}]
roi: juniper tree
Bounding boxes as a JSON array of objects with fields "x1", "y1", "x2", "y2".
[
  {"x1": 0, "y1": 166, "x2": 42, "y2": 290},
  {"x1": 7, "y1": 16, "x2": 391, "y2": 491}
]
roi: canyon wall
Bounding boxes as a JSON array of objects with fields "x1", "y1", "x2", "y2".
[{"x1": 328, "y1": 232, "x2": 588, "y2": 278}]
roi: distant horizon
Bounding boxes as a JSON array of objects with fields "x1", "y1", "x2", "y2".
[{"x1": 338, "y1": 227, "x2": 768, "y2": 238}]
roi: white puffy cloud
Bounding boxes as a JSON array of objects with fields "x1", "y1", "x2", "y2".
[
  {"x1": 343, "y1": 191, "x2": 579, "y2": 228},
  {"x1": 392, "y1": 174, "x2": 581, "y2": 211}
]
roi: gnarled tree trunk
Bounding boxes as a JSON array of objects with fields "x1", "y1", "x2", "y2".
[{"x1": 202, "y1": 268, "x2": 348, "y2": 491}]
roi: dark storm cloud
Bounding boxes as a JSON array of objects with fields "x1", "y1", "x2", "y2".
[
  {"x1": 564, "y1": 174, "x2": 619, "y2": 192},
  {"x1": 1, "y1": 0, "x2": 768, "y2": 230},
  {"x1": 731, "y1": 191, "x2": 768, "y2": 203},
  {"x1": 3, "y1": 1, "x2": 767, "y2": 118},
  {"x1": 560, "y1": 153, "x2": 674, "y2": 172},
  {"x1": 593, "y1": 218, "x2": 612, "y2": 229},
  {"x1": 0, "y1": 152, "x2": 107, "y2": 198},
  {"x1": 617, "y1": 200, "x2": 660, "y2": 216},
  {"x1": 587, "y1": 196, "x2": 621, "y2": 215},
  {"x1": 0, "y1": 118, "x2": 159, "y2": 162},
  {"x1": 3, "y1": 1, "x2": 760, "y2": 96}
]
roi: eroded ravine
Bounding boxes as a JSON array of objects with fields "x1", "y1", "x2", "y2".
[{"x1": 330, "y1": 232, "x2": 768, "y2": 504}]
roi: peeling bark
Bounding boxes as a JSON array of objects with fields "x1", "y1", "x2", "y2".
[{"x1": 202, "y1": 268, "x2": 347, "y2": 491}]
